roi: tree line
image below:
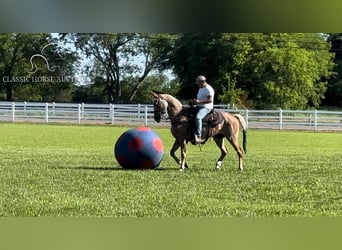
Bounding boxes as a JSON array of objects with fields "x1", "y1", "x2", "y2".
[{"x1": 0, "y1": 33, "x2": 341, "y2": 109}]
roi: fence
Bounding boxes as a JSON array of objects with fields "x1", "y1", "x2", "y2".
[{"x1": 0, "y1": 101, "x2": 341, "y2": 131}]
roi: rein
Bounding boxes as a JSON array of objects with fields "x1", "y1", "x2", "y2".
[{"x1": 168, "y1": 106, "x2": 192, "y2": 125}]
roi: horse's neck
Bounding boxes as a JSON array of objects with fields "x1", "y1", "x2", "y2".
[{"x1": 162, "y1": 94, "x2": 183, "y2": 117}]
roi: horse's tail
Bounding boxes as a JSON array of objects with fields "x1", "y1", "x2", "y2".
[{"x1": 234, "y1": 114, "x2": 247, "y2": 154}]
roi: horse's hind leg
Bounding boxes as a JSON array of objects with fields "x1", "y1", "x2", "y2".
[
  {"x1": 227, "y1": 136, "x2": 244, "y2": 171},
  {"x1": 213, "y1": 136, "x2": 228, "y2": 170}
]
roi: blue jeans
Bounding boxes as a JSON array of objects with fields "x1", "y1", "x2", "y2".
[{"x1": 195, "y1": 107, "x2": 212, "y2": 137}]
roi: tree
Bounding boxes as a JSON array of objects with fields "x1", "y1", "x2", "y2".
[
  {"x1": 169, "y1": 33, "x2": 335, "y2": 109},
  {"x1": 324, "y1": 33, "x2": 342, "y2": 107},
  {"x1": 126, "y1": 33, "x2": 176, "y2": 102},
  {"x1": 218, "y1": 74, "x2": 246, "y2": 108},
  {"x1": 0, "y1": 33, "x2": 77, "y2": 101},
  {"x1": 121, "y1": 73, "x2": 180, "y2": 103},
  {"x1": 70, "y1": 33, "x2": 136, "y2": 103},
  {"x1": 72, "y1": 76, "x2": 108, "y2": 103},
  {"x1": 247, "y1": 33, "x2": 334, "y2": 109},
  {"x1": 169, "y1": 33, "x2": 226, "y2": 100},
  {"x1": 70, "y1": 33, "x2": 176, "y2": 104},
  {"x1": 0, "y1": 33, "x2": 47, "y2": 100}
]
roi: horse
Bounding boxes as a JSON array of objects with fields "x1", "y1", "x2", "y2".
[{"x1": 152, "y1": 91, "x2": 247, "y2": 171}]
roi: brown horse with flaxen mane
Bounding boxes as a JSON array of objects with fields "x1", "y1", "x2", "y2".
[{"x1": 152, "y1": 91, "x2": 247, "y2": 171}]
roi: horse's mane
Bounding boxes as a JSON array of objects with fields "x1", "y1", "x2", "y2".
[
  {"x1": 152, "y1": 90, "x2": 166, "y2": 95},
  {"x1": 162, "y1": 94, "x2": 183, "y2": 108},
  {"x1": 152, "y1": 90, "x2": 185, "y2": 115}
]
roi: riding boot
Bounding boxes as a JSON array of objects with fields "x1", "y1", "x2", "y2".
[{"x1": 194, "y1": 134, "x2": 204, "y2": 144}]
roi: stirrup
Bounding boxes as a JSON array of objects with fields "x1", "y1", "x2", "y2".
[{"x1": 194, "y1": 134, "x2": 204, "y2": 144}]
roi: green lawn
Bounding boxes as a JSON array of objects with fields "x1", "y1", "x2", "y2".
[{"x1": 0, "y1": 123, "x2": 341, "y2": 217}]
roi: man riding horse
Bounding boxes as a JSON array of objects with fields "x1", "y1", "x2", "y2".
[
  {"x1": 190, "y1": 75, "x2": 215, "y2": 144},
  {"x1": 152, "y1": 76, "x2": 247, "y2": 171}
]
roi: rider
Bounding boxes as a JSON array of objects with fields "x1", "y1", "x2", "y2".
[{"x1": 191, "y1": 75, "x2": 215, "y2": 144}]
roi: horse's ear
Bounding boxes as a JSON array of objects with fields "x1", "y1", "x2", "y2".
[{"x1": 151, "y1": 91, "x2": 159, "y2": 98}]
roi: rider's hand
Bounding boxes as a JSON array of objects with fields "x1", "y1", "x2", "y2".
[{"x1": 190, "y1": 99, "x2": 198, "y2": 105}]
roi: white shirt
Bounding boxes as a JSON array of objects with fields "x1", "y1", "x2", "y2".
[{"x1": 197, "y1": 84, "x2": 214, "y2": 109}]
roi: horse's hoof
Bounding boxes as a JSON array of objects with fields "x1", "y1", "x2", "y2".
[{"x1": 216, "y1": 161, "x2": 222, "y2": 170}]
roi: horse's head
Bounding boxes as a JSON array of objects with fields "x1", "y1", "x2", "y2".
[{"x1": 152, "y1": 92, "x2": 169, "y2": 123}]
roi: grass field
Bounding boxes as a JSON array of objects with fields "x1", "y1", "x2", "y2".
[{"x1": 0, "y1": 123, "x2": 341, "y2": 217}]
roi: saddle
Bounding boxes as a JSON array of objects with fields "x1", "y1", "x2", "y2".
[
  {"x1": 188, "y1": 107, "x2": 224, "y2": 145},
  {"x1": 202, "y1": 109, "x2": 223, "y2": 126}
]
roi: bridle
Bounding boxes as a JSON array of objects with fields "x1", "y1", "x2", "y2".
[{"x1": 153, "y1": 97, "x2": 168, "y2": 121}]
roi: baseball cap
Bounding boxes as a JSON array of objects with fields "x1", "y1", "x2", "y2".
[{"x1": 195, "y1": 75, "x2": 206, "y2": 84}]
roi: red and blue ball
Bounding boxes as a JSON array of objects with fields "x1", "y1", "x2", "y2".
[{"x1": 114, "y1": 127, "x2": 164, "y2": 169}]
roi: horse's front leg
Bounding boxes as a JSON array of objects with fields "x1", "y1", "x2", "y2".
[
  {"x1": 179, "y1": 141, "x2": 188, "y2": 171},
  {"x1": 170, "y1": 140, "x2": 181, "y2": 165},
  {"x1": 170, "y1": 140, "x2": 188, "y2": 170}
]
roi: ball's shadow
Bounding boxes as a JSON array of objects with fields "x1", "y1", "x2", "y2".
[{"x1": 59, "y1": 165, "x2": 177, "y2": 171}]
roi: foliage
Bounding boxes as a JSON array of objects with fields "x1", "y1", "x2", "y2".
[
  {"x1": 248, "y1": 33, "x2": 334, "y2": 109},
  {"x1": 72, "y1": 77, "x2": 108, "y2": 104},
  {"x1": 121, "y1": 73, "x2": 180, "y2": 103},
  {"x1": 70, "y1": 33, "x2": 176, "y2": 103},
  {"x1": 0, "y1": 33, "x2": 339, "y2": 109},
  {"x1": 125, "y1": 33, "x2": 177, "y2": 102},
  {"x1": 1, "y1": 123, "x2": 342, "y2": 217},
  {"x1": 169, "y1": 33, "x2": 227, "y2": 100},
  {"x1": 73, "y1": 73, "x2": 180, "y2": 104},
  {"x1": 170, "y1": 33, "x2": 335, "y2": 109},
  {"x1": 324, "y1": 33, "x2": 342, "y2": 107},
  {"x1": 0, "y1": 33, "x2": 77, "y2": 101},
  {"x1": 70, "y1": 33, "x2": 137, "y2": 103},
  {"x1": 218, "y1": 74, "x2": 247, "y2": 108}
]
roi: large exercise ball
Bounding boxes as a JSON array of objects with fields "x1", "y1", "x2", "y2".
[{"x1": 114, "y1": 127, "x2": 164, "y2": 169}]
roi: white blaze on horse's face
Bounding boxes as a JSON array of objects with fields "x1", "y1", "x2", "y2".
[{"x1": 160, "y1": 100, "x2": 168, "y2": 117}]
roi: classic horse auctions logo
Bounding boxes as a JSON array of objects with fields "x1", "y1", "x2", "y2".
[
  {"x1": 26, "y1": 42, "x2": 62, "y2": 74},
  {"x1": 2, "y1": 42, "x2": 76, "y2": 83}
]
